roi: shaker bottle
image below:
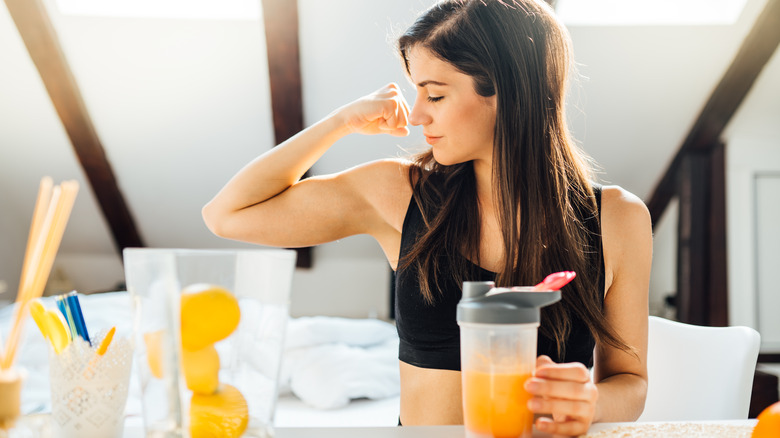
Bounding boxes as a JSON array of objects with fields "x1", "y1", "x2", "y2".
[{"x1": 457, "y1": 281, "x2": 561, "y2": 438}]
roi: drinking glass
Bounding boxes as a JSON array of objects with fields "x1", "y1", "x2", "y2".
[{"x1": 123, "y1": 248, "x2": 296, "y2": 438}]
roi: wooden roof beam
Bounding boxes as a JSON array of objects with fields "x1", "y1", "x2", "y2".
[
  {"x1": 5, "y1": 0, "x2": 144, "y2": 252},
  {"x1": 646, "y1": 0, "x2": 780, "y2": 225},
  {"x1": 261, "y1": 0, "x2": 311, "y2": 268}
]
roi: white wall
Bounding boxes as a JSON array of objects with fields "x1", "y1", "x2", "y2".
[{"x1": 648, "y1": 198, "x2": 678, "y2": 319}]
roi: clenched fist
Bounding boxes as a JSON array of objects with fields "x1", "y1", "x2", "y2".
[{"x1": 337, "y1": 83, "x2": 411, "y2": 137}]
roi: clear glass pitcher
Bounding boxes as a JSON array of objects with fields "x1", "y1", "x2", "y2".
[
  {"x1": 123, "y1": 248, "x2": 296, "y2": 438},
  {"x1": 457, "y1": 282, "x2": 560, "y2": 438}
]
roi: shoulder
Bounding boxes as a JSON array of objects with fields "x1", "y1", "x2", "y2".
[
  {"x1": 341, "y1": 157, "x2": 412, "y2": 184},
  {"x1": 599, "y1": 185, "x2": 653, "y2": 280},
  {"x1": 339, "y1": 158, "x2": 413, "y2": 204},
  {"x1": 600, "y1": 186, "x2": 650, "y2": 226},
  {"x1": 337, "y1": 158, "x2": 414, "y2": 232}
]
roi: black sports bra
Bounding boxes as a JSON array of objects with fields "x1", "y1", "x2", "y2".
[{"x1": 393, "y1": 182, "x2": 604, "y2": 371}]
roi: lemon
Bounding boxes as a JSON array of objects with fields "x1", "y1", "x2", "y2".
[
  {"x1": 143, "y1": 330, "x2": 164, "y2": 379},
  {"x1": 189, "y1": 383, "x2": 249, "y2": 438},
  {"x1": 180, "y1": 284, "x2": 241, "y2": 351},
  {"x1": 183, "y1": 345, "x2": 220, "y2": 395},
  {"x1": 145, "y1": 332, "x2": 220, "y2": 394}
]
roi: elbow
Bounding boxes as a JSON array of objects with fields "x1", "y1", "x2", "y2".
[
  {"x1": 594, "y1": 372, "x2": 648, "y2": 423},
  {"x1": 623, "y1": 373, "x2": 648, "y2": 421},
  {"x1": 201, "y1": 202, "x2": 228, "y2": 238},
  {"x1": 632, "y1": 376, "x2": 649, "y2": 421}
]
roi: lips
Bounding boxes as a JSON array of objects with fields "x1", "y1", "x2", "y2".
[{"x1": 424, "y1": 135, "x2": 442, "y2": 145}]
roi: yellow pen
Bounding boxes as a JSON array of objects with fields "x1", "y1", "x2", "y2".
[
  {"x1": 96, "y1": 327, "x2": 116, "y2": 356},
  {"x1": 29, "y1": 299, "x2": 70, "y2": 354}
]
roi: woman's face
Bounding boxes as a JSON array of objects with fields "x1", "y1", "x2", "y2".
[{"x1": 406, "y1": 46, "x2": 497, "y2": 167}]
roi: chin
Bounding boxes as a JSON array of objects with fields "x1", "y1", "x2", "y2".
[{"x1": 431, "y1": 149, "x2": 460, "y2": 167}]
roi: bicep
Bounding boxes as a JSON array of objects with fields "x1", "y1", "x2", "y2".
[
  {"x1": 213, "y1": 161, "x2": 406, "y2": 248},
  {"x1": 594, "y1": 187, "x2": 653, "y2": 382}
]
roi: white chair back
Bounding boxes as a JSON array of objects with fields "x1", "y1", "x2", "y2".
[{"x1": 638, "y1": 316, "x2": 760, "y2": 421}]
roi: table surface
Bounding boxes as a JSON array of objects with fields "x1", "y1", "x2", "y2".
[
  {"x1": 274, "y1": 420, "x2": 757, "y2": 438},
  {"x1": 126, "y1": 419, "x2": 757, "y2": 438},
  {"x1": 11, "y1": 415, "x2": 757, "y2": 437}
]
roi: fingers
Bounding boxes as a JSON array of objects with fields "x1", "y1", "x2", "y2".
[
  {"x1": 535, "y1": 355, "x2": 555, "y2": 368},
  {"x1": 346, "y1": 83, "x2": 410, "y2": 136},
  {"x1": 535, "y1": 360, "x2": 591, "y2": 383},
  {"x1": 526, "y1": 376, "x2": 596, "y2": 401},
  {"x1": 535, "y1": 416, "x2": 591, "y2": 437},
  {"x1": 378, "y1": 83, "x2": 410, "y2": 135},
  {"x1": 526, "y1": 358, "x2": 598, "y2": 436},
  {"x1": 528, "y1": 395, "x2": 595, "y2": 419},
  {"x1": 389, "y1": 126, "x2": 411, "y2": 137}
]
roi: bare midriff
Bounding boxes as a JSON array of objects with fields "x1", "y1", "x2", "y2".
[{"x1": 399, "y1": 361, "x2": 464, "y2": 425}]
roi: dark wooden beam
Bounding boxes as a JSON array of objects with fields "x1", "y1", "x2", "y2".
[
  {"x1": 675, "y1": 142, "x2": 728, "y2": 326},
  {"x1": 647, "y1": 0, "x2": 780, "y2": 225},
  {"x1": 676, "y1": 152, "x2": 710, "y2": 326},
  {"x1": 759, "y1": 354, "x2": 780, "y2": 363},
  {"x1": 261, "y1": 0, "x2": 311, "y2": 268},
  {"x1": 707, "y1": 142, "x2": 728, "y2": 326},
  {"x1": 5, "y1": 0, "x2": 144, "y2": 252},
  {"x1": 750, "y1": 370, "x2": 779, "y2": 418},
  {"x1": 261, "y1": 0, "x2": 304, "y2": 145}
]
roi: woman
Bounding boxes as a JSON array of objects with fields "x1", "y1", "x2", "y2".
[{"x1": 203, "y1": 0, "x2": 651, "y2": 435}]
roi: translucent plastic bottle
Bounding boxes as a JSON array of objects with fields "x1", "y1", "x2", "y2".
[{"x1": 457, "y1": 282, "x2": 561, "y2": 438}]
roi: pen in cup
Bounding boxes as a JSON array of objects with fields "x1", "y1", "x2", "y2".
[
  {"x1": 66, "y1": 292, "x2": 90, "y2": 346},
  {"x1": 96, "y1": 327, "x2": 116, "y2": 356},
  {"x1": 55, "y1": 293, "x2": 91, "y2": 345}
]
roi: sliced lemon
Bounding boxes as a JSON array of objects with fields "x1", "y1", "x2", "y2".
[
  {"x1": 183, "y1": 344, "x2": 220, "y2": 395},
  {"x1": 143, "y1": 330, "x2": 164, "y2": 379},
  {"x1": 180, "y1": 284, "x2": 240, "y2": 351},
  {"x1": 189, "y1": 383, "x2": 249, "y2": 438}
]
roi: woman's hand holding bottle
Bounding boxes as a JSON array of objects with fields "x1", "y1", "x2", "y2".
[{"x1": 525, "y1": 355, "x2": 599, "y2": 436}]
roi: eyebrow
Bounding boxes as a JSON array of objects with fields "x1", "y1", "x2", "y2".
[{"x1": 417, "y1": 80, "x2": 448, "y2": 88}]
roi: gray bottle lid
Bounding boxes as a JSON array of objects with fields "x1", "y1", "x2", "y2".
[{"x1": 456, "y1": 281, "x2": 561, "y2": 324}]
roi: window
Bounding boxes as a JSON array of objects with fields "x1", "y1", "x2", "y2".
[
  {"x1": 555, "y1": 0, "x2": 748, "y2": 26},
  {"x1": 54, "y1": 0, "x2": 261, "y2": 20}
]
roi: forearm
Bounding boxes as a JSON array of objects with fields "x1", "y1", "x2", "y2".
[
  {"x1": 593, "y1": 373, "x2": 648, "y2": 423},
  {"x1": 202, "y1": 111, "x2": 350, "y2": 225}
]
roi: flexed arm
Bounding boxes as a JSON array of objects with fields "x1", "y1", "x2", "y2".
[{"x1": 202, "y1": 84, "x2": 411, "y2": 248}]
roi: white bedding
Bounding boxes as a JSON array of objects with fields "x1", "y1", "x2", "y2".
[{"x1": 0, "y1": 292, "x2": 400, "y2": 427}]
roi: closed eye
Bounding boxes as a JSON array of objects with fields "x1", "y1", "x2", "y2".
[{"x1": 427, "y1": 96, "x2": 443, "y2": 103}]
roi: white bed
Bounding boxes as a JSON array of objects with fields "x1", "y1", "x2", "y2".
[{"x1": 0, "y1": 292, "x2": 401, "y2": 428}]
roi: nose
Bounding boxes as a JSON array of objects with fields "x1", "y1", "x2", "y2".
[{"x1": 408, "y1": 99, "x2": 431, "y2": 126}]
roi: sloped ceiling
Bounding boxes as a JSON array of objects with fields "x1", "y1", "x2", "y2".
[{"x1": 0, "y1": 0, "x2": 777, "y2": 299}]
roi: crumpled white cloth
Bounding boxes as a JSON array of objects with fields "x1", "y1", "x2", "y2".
[{"x1": 279, "y1": 316, "x2": 400, "y2": 409}]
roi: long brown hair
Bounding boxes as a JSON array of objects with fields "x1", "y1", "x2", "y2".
[{"x1": 398, "y1": 0, "x2": 630, "y2": 356}]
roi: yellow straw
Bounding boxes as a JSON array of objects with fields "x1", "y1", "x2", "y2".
[
  {"x1": 0, "y1": 179, "x2": 78, "y2": 370},
  {"x1": 19, "y1": 177, "x2": 53, "y2": 296},
  {"x1": 0, "y1": 182, "x2": 56, "y2": 368}
]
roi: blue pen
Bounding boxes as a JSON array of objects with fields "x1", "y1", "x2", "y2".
[
  {"x1": 66, "y1": 292, "x2": 91, "y2": 346},
  {"x1": 56, "y1": 295, "x2": 78, "y2": 342}
]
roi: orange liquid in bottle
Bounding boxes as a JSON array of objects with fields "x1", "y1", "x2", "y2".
[{"x1": 463, "y1": 370, "x2": 533, "y2": 438}]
